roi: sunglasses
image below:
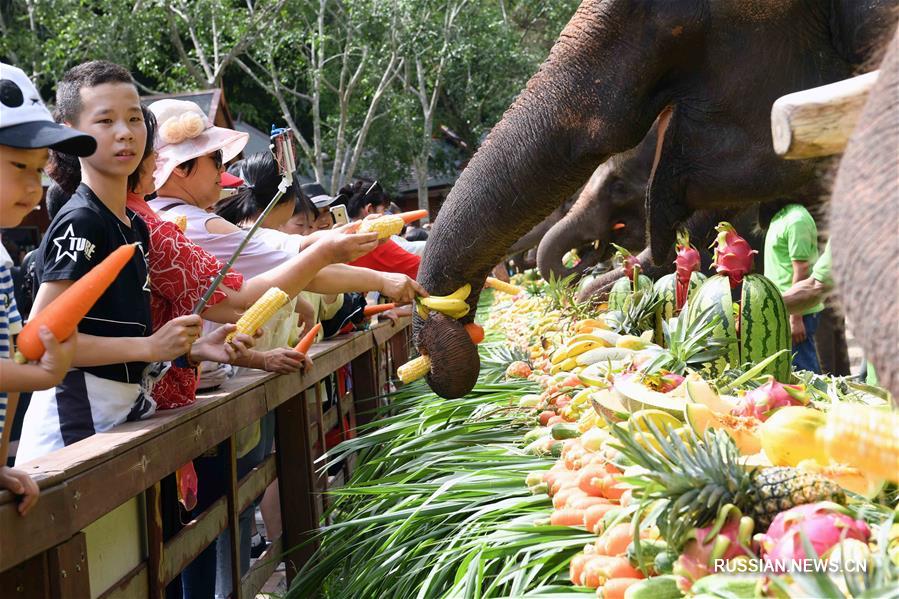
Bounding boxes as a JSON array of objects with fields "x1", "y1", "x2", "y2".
[{"x1": 205, "y1": 150, "x2": 223, "y2": 170}]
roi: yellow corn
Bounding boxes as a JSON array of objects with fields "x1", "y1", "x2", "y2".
[
  {"x1": 485, "y1": 277, "x2": 522, "y2": 295},
  {"x1": 397, "y1": 355, "x2": 431, "y2": 383},
  {"x1": 227, "y1": 287, "x2": 290, "y2": 342},
  {"x1": 819, "y1": 405, "x2": 899, "y2": 483},
  {"x1": 358, "y1": 214, "x2": 405, "y2": 239},
  {"x1": 160, "y1": 213, "x2": 187, "y2": 232}
]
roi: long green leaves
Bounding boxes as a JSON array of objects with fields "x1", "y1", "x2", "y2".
[{"x1": 287, "y1": 360, "x2": 591, "y2": 598}]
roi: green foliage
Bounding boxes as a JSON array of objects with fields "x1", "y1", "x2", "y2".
[{"x1": 1, "y1": 0, "x2": 579, "y2": 192}]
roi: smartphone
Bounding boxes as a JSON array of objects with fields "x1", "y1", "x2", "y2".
[{"x1": 330, "y1": 204, "x2": 349, "y2": 227}]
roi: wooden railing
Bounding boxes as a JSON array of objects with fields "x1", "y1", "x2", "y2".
[{"x1": 0, "y1": 317, "x2": 412, "y2": 599}]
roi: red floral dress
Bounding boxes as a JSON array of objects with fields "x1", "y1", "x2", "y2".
[{"x1": 128, "y1": 194, "x2": 244, "y2": 409}]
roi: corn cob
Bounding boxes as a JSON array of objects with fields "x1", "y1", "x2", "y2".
[
  {"x1": 359, "y1": 214, "x2": 405, "y2": 239},
  {"x1": 485, "y1": 277, "x2": 522, "y2": 295},
  {"x1": 227, "y1": 287, "x2": 290, "y2": 342},
  {"x1": 162, "y1": 214, "x2": 188, "y2": 233},
  {"x1": 819, "y1": 404, "x2": 899, "y2": 483},
  {"x1": 397, "y1": 355, "x2": 431, "y2": 383}
]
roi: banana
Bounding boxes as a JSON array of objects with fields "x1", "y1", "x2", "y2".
[
  {"x1": 416, "y1": 284, "x2": 472, "y2": 319},
  {"x1": 563, "y1": 340, "x2": 606, "y2": 358},
  {"x1": 567, "y1": 333, "x2": 614, "y2": 347}
]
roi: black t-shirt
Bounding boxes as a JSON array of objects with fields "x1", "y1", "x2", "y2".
[{"x1": 35, "y1": 183, "x2": 152, "y2": 383}]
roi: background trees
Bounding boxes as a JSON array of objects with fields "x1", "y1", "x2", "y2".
[{"x1": 1, "y1": 0, "x2": 578, "y2": 205}]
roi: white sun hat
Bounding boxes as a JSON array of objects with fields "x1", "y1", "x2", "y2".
[{"x1": 149, "y1": 98, "x2": 248, "y2": 190}]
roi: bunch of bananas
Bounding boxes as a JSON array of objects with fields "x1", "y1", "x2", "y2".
[
  {"x1": 416, "y1": 283, "x2": 471, "y2": 319},
  {"x1": 547, "y1": 331, "x2": 618, "y2": 374}
]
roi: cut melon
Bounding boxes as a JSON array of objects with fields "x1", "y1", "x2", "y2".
[
  {"x1": 684, "y1": 403, "x2": 762, "y2": 455},
  {"x1": 685, "y1": 376, "x2": 736, "y2": 414},
  {"x1": 578, "y1": 364, "x2": 611, "y2": 388},
  {"x1": 591, "y1": 389, "x2": 629, "y2": 422},
  {"x1": 613, "y1": 376, "x2": 685, "y2": 418},
  {"x1": 796, "y1": 460, "x2": 886, "y2": 499}
]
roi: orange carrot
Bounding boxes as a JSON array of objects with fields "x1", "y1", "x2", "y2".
[
  {"x1": 294, "y1": 322, "x2": 322, "y2": 354},
  {"x1": 397, "y1": 209, "x2": 429, "y2": 224},
  {"x1": 582, "y1": 555, "x2": 616, "y2": 588},
  {"x1": 567, "y1": 495, "x2": 611, "y2": 510},
  {"x1": 569, "y1": 552, "x2": 589, "y2": 586},
  {"x1": 553, "y1": 486, "x2": 586, "y2": 510},
  {"x1": 464, "y1": 323, "x2": 484, "y2": 344},
  {"x1": 584, "y1": 503, "x2": 618, "y2": 534},
  {"x1": 578, "y1": 466, "x2": 609, "y2": 497},
  {"x1": 598, "y1": 577, "x2": 643, "y2": 599},
  {"x1": 600, "y1": 523, "x2": 634, "y2": 557},
  {"x1": 363, "y1": 303, "x2": 396, "y2": 316},
  {"x1": 602, "y1": 476, "x2": 628, "y2": 501},
  {"x1": 602, "y1": 557, "x2": 644, "y2": 580},
  {"x1": 17, "y1": 243, "x2": 136, "y2": 360},
  {"x1": 550, "y1": 508, "x2": 586, "y2": 527},
  {"x1": 549, "y1": 473, "x2": 579, "y2": 496}
]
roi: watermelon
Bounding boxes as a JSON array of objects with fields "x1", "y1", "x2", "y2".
[
  {"x1": 608, "y1": 274, "x2": 652, "y2": 311},
  {"x1": 686, "y1": 273, "x2": 790, "y2": 380},
  {"x1": 653, "y1": 272, "x2": 706, "y2": 345}
]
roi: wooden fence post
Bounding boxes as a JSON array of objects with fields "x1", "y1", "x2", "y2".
[
  {"x1": 275, "y1": 391, "x2": 318, "y2": 583},
  {"x1": 350, "y1": 348, "x2": 379, "y2": 427}
]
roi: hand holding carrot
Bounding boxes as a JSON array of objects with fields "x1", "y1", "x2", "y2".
[
  {"x1": 34, "y1": 325, "x2": 76, "y2": 386},
  {"x1": 261, "y1": 347, "x2": 309, "y2": 374}
]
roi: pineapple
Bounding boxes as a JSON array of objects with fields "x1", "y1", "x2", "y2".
[
  {"x1": 608, "y1": 421, "x2": 844, "y2": 547},
  {"x1": 643, "y1": 303, "x2": 732, "y2": 375}
]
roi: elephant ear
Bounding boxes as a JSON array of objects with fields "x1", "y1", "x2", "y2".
[{"x1": 646, "y1": 106, "x2": 689, "y2": 264}]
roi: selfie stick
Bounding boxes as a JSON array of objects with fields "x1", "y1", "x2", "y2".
[{"x1": 192, "y1": 128, "x2": 297, "y2": 315}]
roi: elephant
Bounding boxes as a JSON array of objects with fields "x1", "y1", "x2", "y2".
[
  {"x1": 415, "y1": 0, "x2": 898, "y2": 399},
  {"x1": 535, "y1": 125, "x2": 654, "y2": 281},
  {"x1": 504, "y1": 196, "x2": 576, "y2": 272},
  {"x1": 829, "y1": 26, "x2": 898, "y2": 399}
]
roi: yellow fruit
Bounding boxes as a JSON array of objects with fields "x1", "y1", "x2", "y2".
[
  {"x1": 759, "y1": 406, "x2": 828, "y2": 467},
  {"x1": 628, "y1": 409, "x2": 682, "y2": 436},
  {"x1": 684, "y1": 403, "x2": 761, "y2": 455},
  {"x1": 616, "y1": 335, "x2": 647, "y2": 350}
]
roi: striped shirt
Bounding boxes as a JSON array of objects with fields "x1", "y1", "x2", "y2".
[{"x1": 0, "y1": 243, "x2": 24, "y2": 444}]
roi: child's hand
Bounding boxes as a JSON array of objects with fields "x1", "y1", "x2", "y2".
[
  {"x1": 148, "y1": 315, "x2": 202, "y2": 361},
  {"x1": 260, "y1": 348, "x2": 310, "y2": 374},
  {"x1": 316, "y1": 229, "x2": 379, "y2": 263},
  {"x1": 188, "y1": 324, "x2": 256, "y2": 364},
  {"x1": 0, "y1": 466, "x2": 40, "y2": 516},
  {"x1": 36, "y1": 325, "x2": 76, "y2": 384},
  {"x1": 378, "y1": 273, "x2": 428, "y2": 304}
]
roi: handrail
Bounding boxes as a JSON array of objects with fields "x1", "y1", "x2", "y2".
[{"x1": 0, "y1": 317, "x2": 411, "y2": 580}]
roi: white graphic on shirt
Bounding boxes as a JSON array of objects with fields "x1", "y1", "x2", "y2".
[
  {"x1": 52, "y1": 224, "x2": 96, "y2": 263},
  {"x1": 135, "y1": 241, "x2": 151, "y2": 292}
]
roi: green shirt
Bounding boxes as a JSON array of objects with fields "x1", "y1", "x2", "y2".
[
  {"x1": 811, "y1": 241, "x2": 832, "y2": 287},
  {"x1": 764, "y1": 204, "x2": 823, "y2": 315}
]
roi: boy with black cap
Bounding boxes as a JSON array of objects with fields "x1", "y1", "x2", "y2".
[{"x1": 0, "y1": 63, "x2": 94, "y2": 515}]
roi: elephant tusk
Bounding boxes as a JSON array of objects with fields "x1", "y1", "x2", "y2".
[{"x1": 592, "y1": 240, "x2": 601, "y2": 250}]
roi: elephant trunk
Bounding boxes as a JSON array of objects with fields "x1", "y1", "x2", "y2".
[{"x1": 416, "y1": 3, "x2": 677, "y2": 398}]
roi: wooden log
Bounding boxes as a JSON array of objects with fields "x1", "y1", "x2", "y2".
[{"x1": 771, "y1": 70, "x2": 879, "y2": 159}]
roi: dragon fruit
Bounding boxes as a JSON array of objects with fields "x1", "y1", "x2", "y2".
[
  {"x1": 674, "y1": 230, "x2": 701, "y2": 310},
  {"x1": 613, "y1": 243, "x2": 641, "y2": 281},
  {"x1": 674, "y1": 505, "x2": 755, "y2": 591},
  {"x1": 710, "y1": 222, "x2": 758, "y2": 288},
  {"x1": 756, "y1": 502, "x2": 870, "y2": 567},
  {"x1": 731, "y1": 377, "x2": 809, "y2": 421}
]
